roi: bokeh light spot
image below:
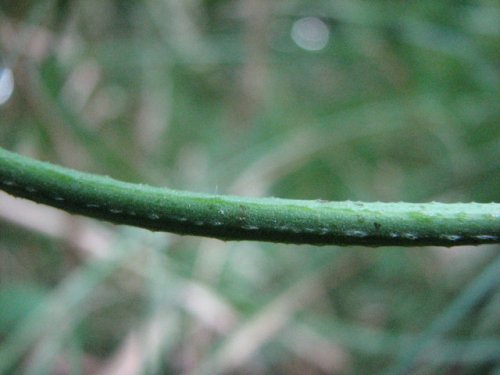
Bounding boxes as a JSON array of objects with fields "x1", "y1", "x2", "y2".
[
  {"x1": 291, "y1": 17, "x2": 330, "y2": 51},
  {"x1": 0, "y1": 68, "x2": 14, "y2": 105}
]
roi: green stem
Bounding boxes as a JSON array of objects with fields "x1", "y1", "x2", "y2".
[{"x1": 0, "y1": 147, "x2": 499, "y2": 247}]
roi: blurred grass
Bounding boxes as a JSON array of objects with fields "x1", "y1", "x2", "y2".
[{"x1": 0, "y1": 0, "x2": 499, "y2": 374}]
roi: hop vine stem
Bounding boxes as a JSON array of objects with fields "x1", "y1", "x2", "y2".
[{"x1": 0, "y1": 147, "x2": 499, "y2": 247}]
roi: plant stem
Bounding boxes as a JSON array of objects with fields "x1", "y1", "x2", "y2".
[{"x1": 0, "y1": 147, "x2": 499, "y2": 247}]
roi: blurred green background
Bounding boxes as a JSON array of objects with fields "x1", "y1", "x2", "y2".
[{"x1": 0, "y1": 0, "x2": 499, "y2": 374}]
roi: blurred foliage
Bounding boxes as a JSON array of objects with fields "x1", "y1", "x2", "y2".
[{"x1": 0, "y1": 0, "x2": 499, "y2": 374}]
